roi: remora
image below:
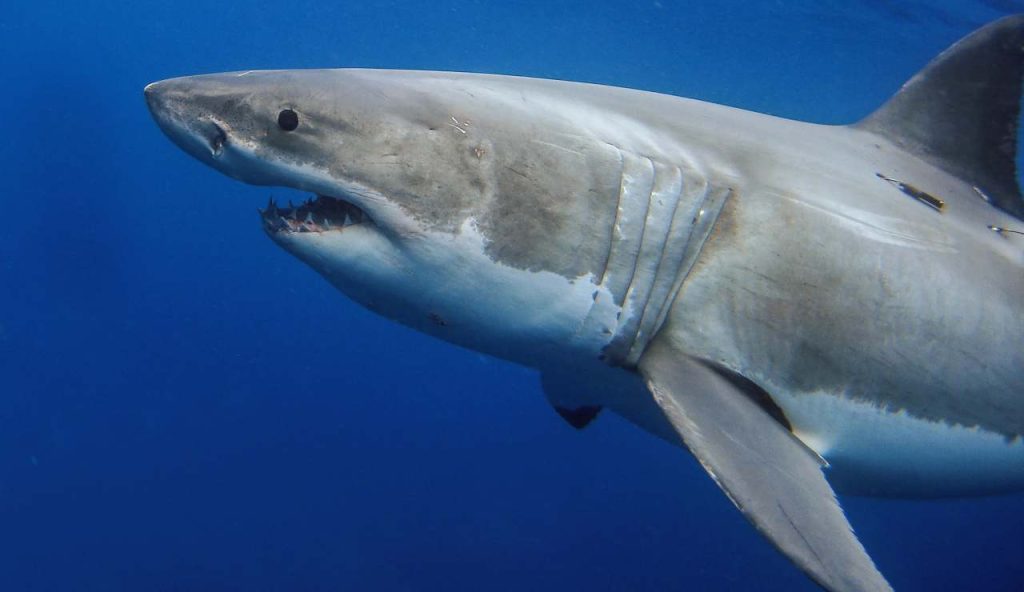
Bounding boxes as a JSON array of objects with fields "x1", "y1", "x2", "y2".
[{"x1": 145, "y1": 15, "x2": 1024, "y2": 591}]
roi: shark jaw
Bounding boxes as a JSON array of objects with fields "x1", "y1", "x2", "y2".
[{"x1": 259, "y1": 194, "x2": 370, "y2": 235}]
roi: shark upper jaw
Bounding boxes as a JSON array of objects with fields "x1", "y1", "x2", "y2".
[
  {"x1": 259, "y1": 194, "x2": 368, "y2": 235},
  {"x1": 250, "y1": 172, "x2": 420, "y2": 246}
]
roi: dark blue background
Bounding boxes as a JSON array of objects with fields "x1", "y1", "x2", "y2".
[{"x1": 1, "y1": 1, "x2": 1022, "y2": 590}]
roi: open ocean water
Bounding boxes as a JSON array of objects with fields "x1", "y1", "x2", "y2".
[{"x1": 2, "y1": 1, "x2": 1023, "y2": 590}]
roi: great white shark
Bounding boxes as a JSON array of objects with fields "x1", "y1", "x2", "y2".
[{"x1": 145, "y1": 15, "x2": 1024, "y2": 591}]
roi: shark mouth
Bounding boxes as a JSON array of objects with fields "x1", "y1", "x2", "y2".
[{"x1": 259, "y1": 194, "x2": 368, "y2": 234}]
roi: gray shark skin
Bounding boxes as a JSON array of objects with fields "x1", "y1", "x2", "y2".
[{"x1": 145, "y1": 15, "x2": 1024, "y2": 592}]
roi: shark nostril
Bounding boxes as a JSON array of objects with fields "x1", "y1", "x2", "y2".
[{"x1": 207, "y1": 122, "x2": 227, "y2": 157}]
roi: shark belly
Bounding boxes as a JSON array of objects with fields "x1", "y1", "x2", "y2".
[{"x1": 774, "y1": 387, "x2": 1024, "y2": 496}]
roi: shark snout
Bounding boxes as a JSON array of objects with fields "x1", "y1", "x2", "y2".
[
  {"x1": 144, "y1": 78, "x2": 231, "y2": 165},
  {"x1": 143, "y1": 79, "x2": 183, "y2": 135},
  {"x1": 142, "y1": 80, "x2": 162, "y2": 111}
]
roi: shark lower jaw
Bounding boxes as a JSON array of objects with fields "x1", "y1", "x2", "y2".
[{"x1": 259, "y1": 193, "x2": 373, "y2": 236}]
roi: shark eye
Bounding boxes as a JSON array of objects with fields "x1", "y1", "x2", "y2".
[{"x1": 277, "y1": 109, "x2": 299, "y2": 131}]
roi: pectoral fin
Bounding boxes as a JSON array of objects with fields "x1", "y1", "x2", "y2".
[{"x1": 638, "y1": 337, "x2": 892, "y2": 592}]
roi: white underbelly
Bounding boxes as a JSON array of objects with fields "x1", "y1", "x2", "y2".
[{"x1": 776, "y1": 390, "x2": 1024, "y2": 497}]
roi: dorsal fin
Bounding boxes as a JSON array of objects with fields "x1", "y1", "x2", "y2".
[{"x1": 856, "y1": 15, "x2": 1024, "y2": 218}]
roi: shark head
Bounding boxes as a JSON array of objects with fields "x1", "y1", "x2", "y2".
[{"x1": 145, "y1": 69, "x2": 631, "y2": 367}]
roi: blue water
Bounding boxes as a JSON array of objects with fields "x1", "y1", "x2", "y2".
[{"x1": 2, "y1": 1, "x2": 1023, "y2": 590}]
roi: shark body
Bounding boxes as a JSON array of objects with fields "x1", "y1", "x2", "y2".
[{"x1": 146, "y1": 16, "x2": 1024, "y2": 591}]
